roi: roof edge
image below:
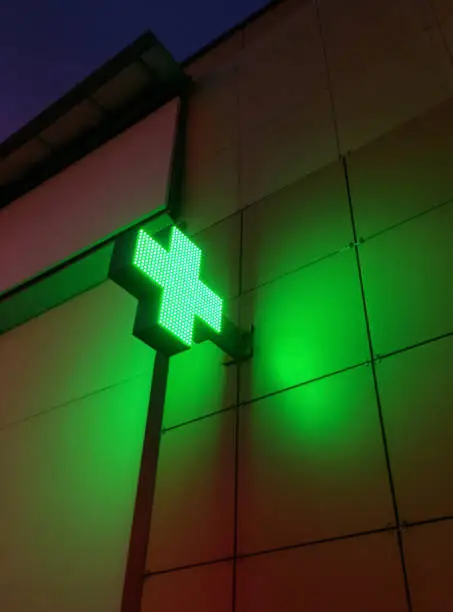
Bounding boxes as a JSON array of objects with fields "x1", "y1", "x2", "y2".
[
  {"x1": 0, "y1": 31, "x2": 159, "y2": 158},
  {"x1": 0, "y1": 0, "x2": 286, "y2": 157},
  {"x1": 181, "y1": 0, "x2": 283, "y2": 66}
]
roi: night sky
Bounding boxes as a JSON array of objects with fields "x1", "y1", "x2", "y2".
[{"x1": 0, "y1": 0, "x2": 269, "y2": 142}]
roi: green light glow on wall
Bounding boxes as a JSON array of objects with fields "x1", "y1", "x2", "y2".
[{"x1": 132, "y1": 227, "x2": 223, "y2": 348}]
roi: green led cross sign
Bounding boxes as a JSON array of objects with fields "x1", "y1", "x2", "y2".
[
  {"x1": 132, "y1": 227, "x2": 223, "y2": 347},
  {"x1": 109, "y1": 221, "x2": 252, "y2": 359}
]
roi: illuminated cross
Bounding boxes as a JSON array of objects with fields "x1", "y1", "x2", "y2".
[{"x1": 132, "y1": 226, "x2": 223, "y2": 347}]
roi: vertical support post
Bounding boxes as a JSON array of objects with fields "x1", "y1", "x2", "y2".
[{"x1": 121, "y1": 352, "x2": 170, "y2": 612}]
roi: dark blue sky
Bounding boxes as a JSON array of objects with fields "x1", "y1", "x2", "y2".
[{"x1": 0, "y1": 0, "x2": 269, "y2": 142}]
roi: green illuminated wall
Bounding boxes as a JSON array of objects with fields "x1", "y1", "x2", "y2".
[
  {"x1": 0, "y1": 282, "x2": 155, "y2": 612},
  {"x1": 142, "y1": 1, "x2": 453, "y2": 610},
  {"x1": 2, "y1": 0, "x2": 453, "y2": 611}
]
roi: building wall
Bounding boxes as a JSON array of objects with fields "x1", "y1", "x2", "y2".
[
  {"x1": 0, "y1": 282, "x2": 155, "y2": 611},
  {"x1": 1, "y1": 0, "x2": 453, "y2": 610},
  {"x1": 0, "y1": 99, "x2": 179, "y2": 295},
  {"x1": 143, "y1": 0, "x2": 453, "y2": 610}
]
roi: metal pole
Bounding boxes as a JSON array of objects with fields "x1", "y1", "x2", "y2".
[{"x1": 121, "y1": 351, "x2": 170, "y2": 612}]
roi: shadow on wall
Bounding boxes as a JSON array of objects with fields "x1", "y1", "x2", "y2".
[{"x1": 162, "y1": 339, "x2": 236, "y2": 429}]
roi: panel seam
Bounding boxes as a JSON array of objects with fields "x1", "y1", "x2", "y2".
[{"x1": 342, "y1": 156, "x2": 413, "y2": 612}]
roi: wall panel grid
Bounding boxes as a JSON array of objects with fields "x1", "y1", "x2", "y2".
[
  {"x1": 356, "y1": 199, "x2": 453, "y2": 358},
  {"x1": 146, "y1": 521, "x2": 444, "y2": 612},
  {"x1": 143, "y1": 521, "x2": 452, "y2": 612},
  {"x1": 147, "y1": 78, "x2": 453, "y2": 612},
  {"x1": 146, "y1": 337, "x2": 453, "y2": 610},
  {"x1": 184, "y1": 0, "x2": 453, "y2": 230}
]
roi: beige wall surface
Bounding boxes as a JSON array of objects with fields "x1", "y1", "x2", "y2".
[
  {"x1": 0, "y1": 98, "x2": 179, "y2": 296},
  {"x1": 144, "y1": 1, "x2": 453, "y2": 611}
]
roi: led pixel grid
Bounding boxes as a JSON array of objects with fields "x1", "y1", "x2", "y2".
[{"x1": 132, "y1": 227, "x2": 223, "y2": 347}]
